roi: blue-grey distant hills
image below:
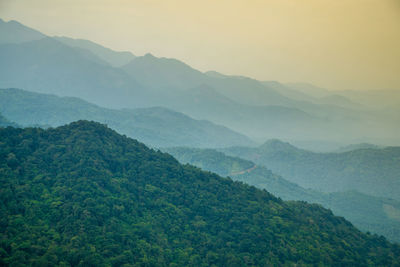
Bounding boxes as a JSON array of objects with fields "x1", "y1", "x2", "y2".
[
  {"x1": 0, "y1": 37, "x2": 156, "y2": 108},
  {"x1": 0, "y1": 18, "x2": 46, "y2": 44},
  {"x1": 0, "y1": 18, "x2": 399, "y2": 148},
  {"x1": 221, "y1": 139, "x2": 400, "y2": 201},
  {"x1": 53, "y1": 36, "x2": 136, "y2": 67},
  {"x1": 0, "y1": 112, "x2": 18, "y2": 128},
  {"x1": 0, "y1": 88, "x2": 254, "y2": 148},
  {"x1": 164, "y1": 146, "x2": 400, "y2": 243}
]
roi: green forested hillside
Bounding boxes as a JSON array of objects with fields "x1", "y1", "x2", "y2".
[
  {"x1": 164, "y1": 147, "x2": 400, "y2": 243},
  {"x1": 1, "y1": 121, "x2": 399, "y2": 266},
  {"x1": 0, "y1": 88, "x2": 254, "y2": 148},
  {"x1": 222, "y1": 139, "x2": 400, "y2": 201}
]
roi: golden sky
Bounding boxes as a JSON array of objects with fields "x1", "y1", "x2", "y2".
[{"x1": 1, "y1": 0, "x2": 399, "y2": 90}]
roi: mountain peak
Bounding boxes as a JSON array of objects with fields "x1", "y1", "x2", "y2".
[
  {"x1": 143, "y1": 52, "x2": 155, "y2": 58},
  {"x1": 0, "y1": 18, "x2": 46, "y2": 44},
  {"x1": 260, "y1": 139, "x2": 298, "y2": 151}
]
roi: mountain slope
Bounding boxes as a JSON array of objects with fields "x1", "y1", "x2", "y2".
[
  {"x1": 1, "y1": 121, "x2": 399, "y2": 265},
  {"x1": 0, "y1": 18, "x2": 46, "y2": 44},
  {"x1": 0, "y1": 88, "x2": 254, "y2": 148},
  {"x1": 1, "y1": 19, "x2": 398, "y2": 146},
  {"x1": 54, "y1": 36, "x2": 136, "y2": 67},
  {"x1": 164, "y1": 147, "x2": 400, "y2": 243},
  {"x1": 0, "y1": 38, "x2": 152, "y2": 108},
  {"x1": 0, "y1": 112, "x2": 18, "y2": 128},
  {"x1": 222, "y1": 139, "x2": 400, "y2": 200},
  {"x1": 122, "y1": 54, "x2": 295, "y2": 107}
]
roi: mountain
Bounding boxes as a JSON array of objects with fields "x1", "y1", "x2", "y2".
[
  {"x1": 164, "y1": 147, "x2": 400, "y2": 243},
  {"x1": 0, "y1": 18, "x2": 135, "y2": 68},
  {"x1": 0, "y1": 18, "x2": 46, "y2": 44},
  {"x1": 1, "y1": 121, "x2": 399, "y2": 265},
  {"x1": 54, "y1": 36, "x2": 136, "y2": 67},
  {"x1": 285, "y1": 82, "x2": 333, "y2": 98},
  {"x1": 1, "y1": 19, "x2": 399, "y2": 146},
  {"x1": 335, "y1": 143, "x2": 383, "y2": 153},
  {"x1": 122, "y1": 55, "x2": 295, "y2": 107},
  {"x1": 122, "y1": 53, "x2": 206, "y2": 92},
  {"x1": 0, "y1": 38, "x2": 152, "y2": 108},
  {"x1": 222, "y1": 139, "x2": 400, "y2": 201},
  {"x1": 0, "y1": 112, "x2": 18, "y2": 128},
  {"x1": 337, "y1": 89, "x2": 400, "y2": 109},
  {"x1": 261, "y1": 81, "x2": 315, "y2": 102},
  {"x1": 0, "y1": 88, "x2": 254, "y2": 148},
  {"x1": 0, "y1": 34, "x2": 328, "y2": 143}
]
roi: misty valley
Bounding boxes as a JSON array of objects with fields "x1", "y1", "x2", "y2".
[{"x1": 0, "y1": 16, "x2": 400, "y2": 266}]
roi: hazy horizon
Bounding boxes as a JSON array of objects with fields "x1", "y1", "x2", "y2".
[{"x1": 1, "y1": 0, "x2": 399, "y2": 91}]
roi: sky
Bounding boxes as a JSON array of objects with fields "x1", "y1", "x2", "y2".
[{"x1": 0, "y1": 0, "x2": 399, "y2": 91}]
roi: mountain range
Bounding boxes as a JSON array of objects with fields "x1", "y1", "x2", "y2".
[
  {"x1": 1, "y1": 121, "x2": 399, "y2": 265},
  {"x1": 0, "y1": 88, "x2": 253, "y2": 148},
  {"x1": 1, "y1": 18, "x2": 399, "y2": 149},
  {"x1": 221, "y1": 139, "x2": 400, "y2": 201},
  {"x1": 164, "y1": 147, "x2": 400, "y2": 243}
]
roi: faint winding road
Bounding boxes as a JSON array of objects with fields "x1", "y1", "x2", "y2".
[{"x1": 229, "y1": 165, "x2": 257, "y2": 176}]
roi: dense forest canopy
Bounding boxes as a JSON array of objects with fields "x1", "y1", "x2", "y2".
[
  {"x1": 165, "y1": 147, "x2": 400, "y2": 243},
  {"x1": 1, "y1": 121, "x2": 399, "y2": 266}
]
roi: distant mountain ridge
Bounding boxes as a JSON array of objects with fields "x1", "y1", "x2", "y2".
[
  {"x1": 222, "y1": 139, "x2": 400, "y2": 201},
  {"x1": 0, "y1": 19, "x2": 46, "y2": 44},
  {"x1": 0, "y1": 88, "x2": 254, "y2": 148},
  {"x1": 0, "y1": 18, "x2": 399, "y2": 146},
  {"x1": 54, "y1": 36, "x2": 136, "y2": 67}
]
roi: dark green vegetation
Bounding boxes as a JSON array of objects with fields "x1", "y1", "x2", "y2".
[
  {"x1": 0, "y1": 88, "x2": 253, "y2": 148},
  {"x1": 164, "y1": 147, "x2": 400, "y2": 243},
  {"x1": 1, "y1": 121, "x2": 400, "y2": 266},
  {"x1": 222, "y1": 139, "x2": 400, "y2": 201},
  {"x1": 1, "y1": 18, "x2": 399, "y2": 148}
]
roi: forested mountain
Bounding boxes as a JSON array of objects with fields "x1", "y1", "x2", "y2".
[
  {"x1": 0, "y1": 88, "x2": 254, "y2": 148},
  {"x1": 221, "y1": 139, "x2": 400, "y2": 201},
  {"x1": 164, "y1": 147, "x2": 400, "y2": 243},
  {"x1": 1, "y1": 121, "x2": 399, "y2": 266}
]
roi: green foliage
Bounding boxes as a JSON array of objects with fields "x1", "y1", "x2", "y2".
[
  {"x1": 222, "y1": 139, "x2": 400, "y2": 201},
  {"x1": 1, "y1": 121, "x2": 400, "y2": 266},
  {"x1": 165, "y1": 146, "x2": 400, "y2": 243}
]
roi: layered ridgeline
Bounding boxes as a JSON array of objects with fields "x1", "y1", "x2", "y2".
[
  {"x1": 1, "y1": 18, "x2": 399, "y2": 148},
  {"x1": 163, "y1": 147, "x2": 400, "y2": 243},
  {"x1": 0, "y1": 112, "x2": 18, "y2": 128},
  {"x1": 1, "y1": 121, "x2": 400, "y2": 266},
  {"x1": 0, "y1": 88, "x2": 253, "y2": 148},
  {"x1": 221, "y1": 140, "x2": 400, "y2": 201}
]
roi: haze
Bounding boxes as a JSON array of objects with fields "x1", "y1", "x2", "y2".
[{"x1": 0, "y1": 0, "x2": 399, "y2": 91}]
